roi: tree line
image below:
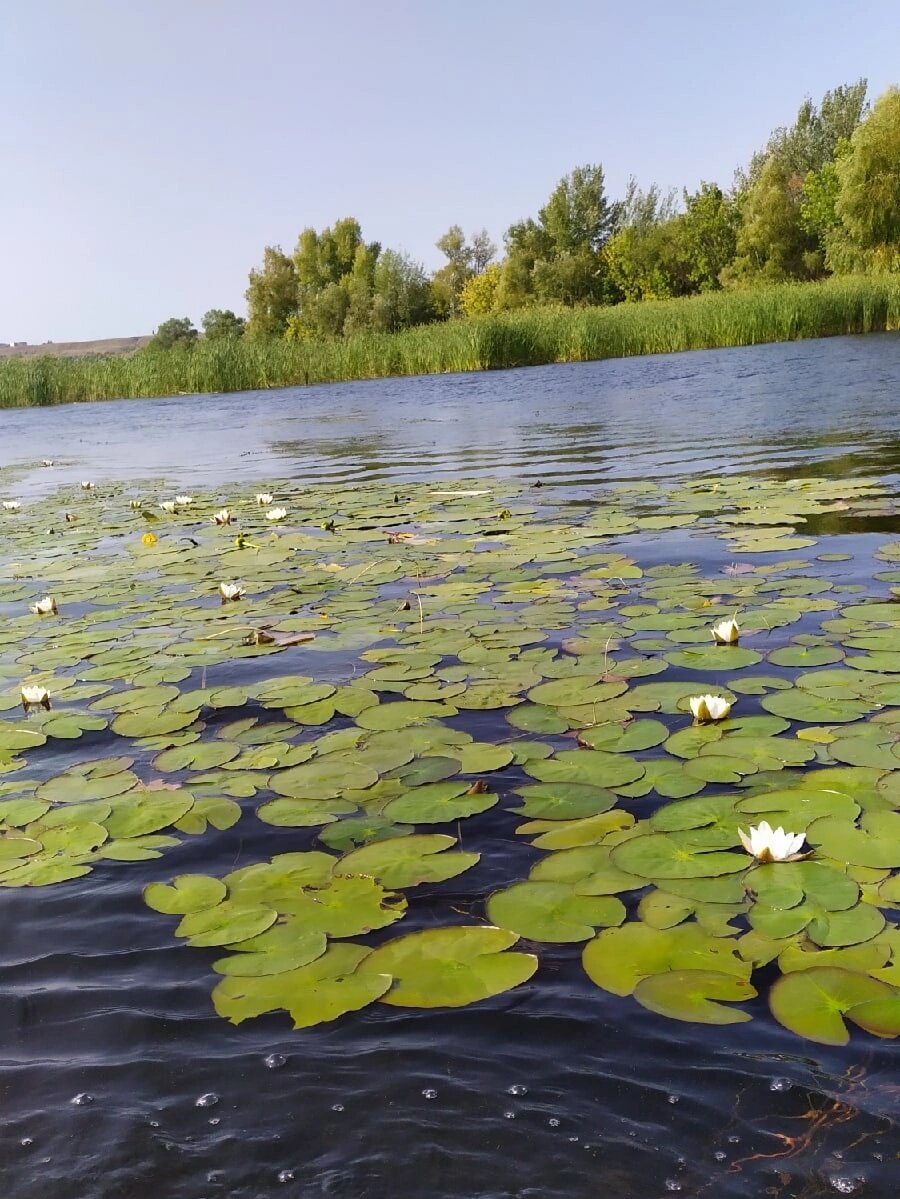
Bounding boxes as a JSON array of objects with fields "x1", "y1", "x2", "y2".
[{"x1": 150, "y1": 80, "x2": 900, "y2": 350}]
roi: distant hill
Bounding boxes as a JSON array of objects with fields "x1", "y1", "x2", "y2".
[{"x1": 0, "y1": 335, "x2": 151, "y2": 360}]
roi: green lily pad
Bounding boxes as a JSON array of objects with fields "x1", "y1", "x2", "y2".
[
  {"x1": 175, "y1": 900, "x2": 278, "y2": 947},
  {"x1": 358, "y1": 925, "x2": 538, "y2": 1007},
  {"x1": 487, "y1": 881, "x2": 625, "y2": 942},
  {"x1": 382, "y1": 782, "x2": 498, "y2": 824},
  {"x1": 144, "y1": 873, "x2": 228, "y2": 915},
  {"x1": 335, "y1": 833, "x2": 478, "y2": 887},
  {"x1": 769, "y1": 967, "x2": 899, "y2": 1045},
  {"x1": 213, "y1": 943, "x2": 391, "y2": 1027},
  {"x1": 633, "y1": 969, "x2": 756, "y2": 1023}
]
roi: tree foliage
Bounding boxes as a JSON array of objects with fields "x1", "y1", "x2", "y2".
[
  {"x1": 835, "y1": 88, "x2": 900, "y2": 249},
  {"x1": 246, "y1": 248, "x2": 298, "y2": 340},
  {"x1": 149, "y1": 317, "x2": 198, "y2": 351},
  {"x1": 202, "y1": 309, "x2": 245, "y2": 340},
  {"x1": 431, "y1": 226, "x2": 496, "y2": 316}
]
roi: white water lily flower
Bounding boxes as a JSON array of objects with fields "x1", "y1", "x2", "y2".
[
  {"x1": 42, "y1": 459, "x2": 54, "y2": 467},
  {"x1": 159, "y1": 501, "x2": 177, "y2": 514},
  {"x1": 81, "y1": 481, "x2": 94, "y2": 490},
  {"x1": 30, "y1": 596, "x2": 58, "y2": 615},
  {"x1": 21, "y1": 684, "x2": 51, "y2": 711},
  {"x1": 213, "y1": 509, "x2": 232, "y2": 525},
  {"x1": 219, "y1": 581, "x2": 244, "y2": 602},
  {"x1": 689, "y1": 694, "x2": 732, "y2": 723},
  {"x1": 712, "y1": 618, "x2": 740, "y2": 645},
  {"x1": 175, "y1": 495, "x2": 193, "y2": 505},
  {"x1": 266, "y1": 507, "x2": 287, "y2": 522},
  {"x1": 738, "y1": 821, "x2": 806, "y2": 863},
  {"x1": 129, "y1": 499, "x2": 142, "y2": 509},
  {"x1": 2, "y1": 501, "x2": 20, "y2": 511},
  {"x1": 256, "y1": 493, "x2": 274, "y2": 506}
]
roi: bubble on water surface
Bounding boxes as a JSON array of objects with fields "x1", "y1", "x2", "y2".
[
  {"x1": 664, "y1": 1181, "x2": 683, "y2": 1193},
  {"x1": 331, "y1": 1103, "x2": 344, "y2": 1112},
  {"x1": 503, "y1": 1110, "x2": 516, "y2": 1119},
  {"x1": 20, "y1": 1137, "x2": 33, "y2": 1147},
  {"x1": 713, "y1": 1151, "x2": 726, "y2": 1162},
  {"x1": 769, "y1": 1077, "x2": 792, "y2": 1092},
  {"x1": 829, "y1": 1177, "x2": 864, "y2": 1194},
  {"x1": 422, "y1": 1088, "x2": 438, "y2": 1100},
  {"x1": 507, "y1": 1083, "x2": 528, "y2": 1096},
  {"x1": 278, "y1": 1170, "x2": 295, "y2": 1183},
  {"x1": 208, "y1": 1117, "x2": 220, "y2": 1126},
  {"x1": 548, "y1": 1118, "x2": 560, "y2": 1128},
  {"x1": 71, "y1": 1093, "x2": 93, "y2": 1106},
  {"x1": 195, "y1": 1092, "x2": 219, "y2": 1108},
  {"x1": 265, "y1": 1053, "x2": 287, "y2": 1070}
]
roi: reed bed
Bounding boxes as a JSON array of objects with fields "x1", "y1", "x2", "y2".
[{"x1": 2, "y1": 275, "x2": 898, "y2": 408}]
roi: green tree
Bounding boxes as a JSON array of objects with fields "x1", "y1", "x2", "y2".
[
  {"x1": 726, "y1": 158, "x2": 821, "y2": 283},
  {"x1": 246, "y1": 247, "x2": 298, "y2": 339},
  {"x1": 431, "y1": 225, "x2": 496, "y2": 316},
  {"x1": 748, "y1": 80, "x2": 868, "y2": 182},
  {"x1": 604, "y1": 182, "x2": 685, "y2": 301},
  {"x1": 500, "y1": 164, "x2": 619, "y2": 306},
  {"x1": 201, "y1": 309, "x2": 246, "y2": 340},
  {"x1": 342, "y1": 242, "x2": 380, "y2": 335},
  {"x1": 371, "y1": 250, "x2": 435, "y2": 332},
  {"x1": 677, "y1": 183, "x2": 739, "y2": 290},
  {"x1": 835, "y1": 88, "x2": 900, "y2": 250},
  {"x1": 728, "y1": 81, "x2": 869, "y2": 285},
  {"x1": 149, "y1": 317, "x2": 198, "y2": 350},
  {"x1": 459, "y1": 262, "x2": 502, "y2": 315}
]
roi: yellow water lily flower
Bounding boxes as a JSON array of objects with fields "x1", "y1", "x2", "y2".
[
  {"x1": 141, "y1": 532, "x2": 157, "y2": 546},
  {"x1": 30, "y1": 596, "x2": 58, "y2": 615},
  {"x1": 219, "y1": 581, "x2": 244, "y2": 602},
  {"x1": 160, "y1": 501, "x2": 177, "y2": 514},
  {"x1": 712, "y1": 618, "x2": 740, "y2": 644},
  {"x1": 21, "y1": 684, "x2": 51, "y2": 711},
  {"x1": 265, "y1": 507, "x2": 287, "y2": 522},
  {"x1": 738, "y1": 821, "x2": 806, "y2": 863},
  {"x1": 689, "y1": 694, "x2": 732, "y2": 723},
  {"x1": 213, "y1": 509, "x2": 232, "y2": 525},
  {"x1": 255, "y1": 493, "x2": 274, "y2": 506},
  {"x1": 2, "y1": 501, "x2": 20, "y2": 511}
]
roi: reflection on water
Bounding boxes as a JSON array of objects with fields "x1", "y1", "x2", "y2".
[{"x1": 1, "y1": 334, "x2": 900, "y2": 1199}]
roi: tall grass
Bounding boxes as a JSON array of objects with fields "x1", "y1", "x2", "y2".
[{"x1": 2, "y1": 275, "x2": 898, "y2": 408}]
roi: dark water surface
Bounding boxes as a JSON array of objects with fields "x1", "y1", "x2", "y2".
[{"x1": 1, "y1": 336, "x2": 900, "y2": 1199}]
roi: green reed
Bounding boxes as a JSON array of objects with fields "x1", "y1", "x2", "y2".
[{"x1": 2, "y1": 275, "x2": 898, "y2": 408}]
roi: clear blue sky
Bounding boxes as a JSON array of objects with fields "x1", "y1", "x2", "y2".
[{"x1": 1, "y1": 0, "x2": 896, "y2": 343}]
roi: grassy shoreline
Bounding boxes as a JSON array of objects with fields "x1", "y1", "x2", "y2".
[{"x1": 2, "y1": 275, "x2": 899, "y2": 408}]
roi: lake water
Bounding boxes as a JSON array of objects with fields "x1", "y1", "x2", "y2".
[{"x1": 1, "y1": 334, "x2": 899, "y2": 1199}]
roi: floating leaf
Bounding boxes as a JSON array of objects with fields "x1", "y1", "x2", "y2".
[
  {"x1": 487, "y1": 881, "x2": 625, "y2": 942},
  {"x1": 358, "y1": 925, "x2": 537, "y2": 1007},
  {"x1": 213, "y1": 943, "x2": 391, "y2": 1027},
  {"x1": 769, "y1": 967, "x2": 899, "y2": 1045}
]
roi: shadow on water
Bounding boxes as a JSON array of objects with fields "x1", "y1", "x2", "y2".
[{"x1": 1, "y1": 335, "x2": 899, "y2": 1198}]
